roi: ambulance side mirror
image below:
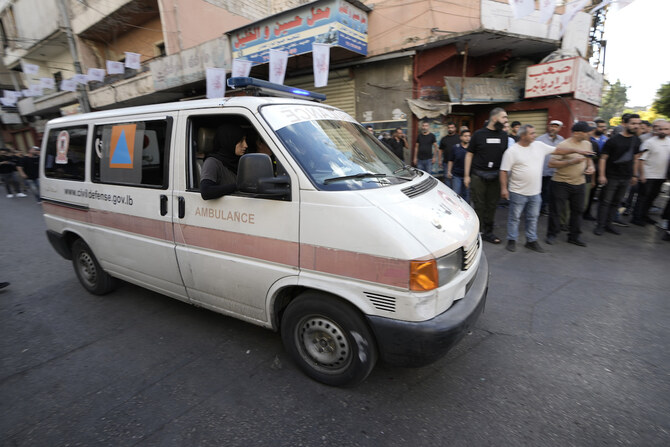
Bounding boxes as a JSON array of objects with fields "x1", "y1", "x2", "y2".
[{"x1": 237, "y1": 153, "x2": 291, "y2": 200}]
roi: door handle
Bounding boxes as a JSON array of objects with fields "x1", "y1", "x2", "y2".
[
  {"x1": 160, "y1": 194, "x2": 168, "y2": 216},
  {"x1": 178, "y1": 196, "x2": 185, "y2": 219}
]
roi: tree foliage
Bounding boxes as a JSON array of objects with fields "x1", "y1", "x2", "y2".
[
  {"x1": 599, "y1": 80, "x2": 628, "y2": 124},
  {"x1": 652, "y1": 82, "x2": 670, "y2": 117}
]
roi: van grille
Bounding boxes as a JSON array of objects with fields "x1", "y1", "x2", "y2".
[
  {"x1": 364, "y1": 292, "x2": 396, "y2": 313},
  {"x1": 462, "y1": 236, "x2": 480, "y2": 271},
  {"x1": 401, "y1": 176, "x2": 437, "y2": 198}
]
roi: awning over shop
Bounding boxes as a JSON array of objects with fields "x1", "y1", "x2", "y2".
[
  {"x1": 228, "y1": 0, "x2": 369, "y2": 65},
  {"x1": 406, "y1": 98, "x2": 451, "y2": 119}
]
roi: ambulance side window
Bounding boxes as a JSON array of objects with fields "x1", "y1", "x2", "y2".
[
  {"x1": 44, "y1": 126, "x2": 88, "y2": 181},
  {"x1": 187, "y1": 114, "x2": 259, "y2": 191},
  {"x1": 91, "y1": 118, "x2": 172, "y2": 188}
]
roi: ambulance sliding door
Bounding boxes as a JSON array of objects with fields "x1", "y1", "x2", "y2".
[
  {"x1": 172, "y1": 109, "x2": 300, "y2": 324},
  {"x1": 89, "y1": 114, "x2": 187, "y2": 301}
]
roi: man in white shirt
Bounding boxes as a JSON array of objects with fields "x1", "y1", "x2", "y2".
[
  {"x1": 631, "y1": 119, "x2": 670, "y2": 226},
  {"x1": 500, "y1": 124, "x2": 594, "y2": 253}
]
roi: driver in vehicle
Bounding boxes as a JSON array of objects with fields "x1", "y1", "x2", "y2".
[{"x1": 200, "y1": 122, "x2": 248, "y2": 200}]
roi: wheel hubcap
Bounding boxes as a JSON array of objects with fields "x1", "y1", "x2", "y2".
[
  {"x1": 78, "y1": 252, "x2": 97, "y2": 287},
  {"x1": 296, "y1": 316, "x2": 351, "y2": 373}
]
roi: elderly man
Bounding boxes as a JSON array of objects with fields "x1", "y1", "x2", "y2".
[
  {"x1": 464, "y1": 107, "x2": 509, "y2": 244},
  {"x1": 631, "y1": 119, "x2": 670, "y2": 226},
  {"x1": 546, "y1": 122, "x2": 596, "y2": 247},
  {"x1": 537, "y1": 120, "x2": 565, "y2": 215},
  {"x1": 500, "y1": 124, "x2": 594, "y2": 253}
]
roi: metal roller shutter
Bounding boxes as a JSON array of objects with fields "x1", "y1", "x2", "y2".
[
  {"x1": 507, "y1": 110, "x2": 549, "y2": 132},
  {"x1": 287, "y1": 70, "x2": 356, "y2": 117}
]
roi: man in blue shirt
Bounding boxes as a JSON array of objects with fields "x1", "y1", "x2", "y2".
[{"x1": 536, "y1": 120, "x2": 565, "y2": 215}]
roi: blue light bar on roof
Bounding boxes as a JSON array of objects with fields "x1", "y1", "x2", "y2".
[{"x1": 227, "y1": 77, "x2": 326, "y2": 102}]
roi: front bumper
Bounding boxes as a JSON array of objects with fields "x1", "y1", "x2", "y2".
[{"x1": 367, "y1": 252, "x2": 489, "y2": 367}]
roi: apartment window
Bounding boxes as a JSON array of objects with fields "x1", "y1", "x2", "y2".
[{"x1": 155, "y1": 42, "x2": 166, "y2": 57}]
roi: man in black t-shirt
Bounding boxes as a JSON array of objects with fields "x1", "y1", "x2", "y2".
[
  {"x1": 413, "y1": 121, "x2": 438, "y2": 173},
  {"x1": 594, "y1": 113, "x2": 641, "y2": 235},
  {"x1": 439, "y1": 122, "x2": 459, "y2": 184},
  {"x1": 386, "y1": 127, "x2": 408, "y2": 162},
  {"x1": 20, "y1": 146, "x2": 41, "y2": 202},
  {"x1": 509, "y1": 121, "x2": 521, "y2": 142},
  {"x1": 0, "y1": 148, "x2": 21, "y2": 198},
  {"x1": 464, "y1": 107, "x2": 509, "y2": 243}
]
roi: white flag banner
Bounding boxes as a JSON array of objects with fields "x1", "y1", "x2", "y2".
[
  {"x1": 3, "y1": 90, "x2": 20, "y2": 101},
  {"x1": 73, "y1": 74, "x2": 88, "y2": 84},
  {"x1": 29, "y1": 83, "x2": 43, "y2": 97},
  {"x1": 87, "y1": 68, "x2": 106, "y2": 83},
  {"x1": 125, "y1": 52, "x2": 141, "y2": 70},
  {"x1": 232, "y1": 59, "x2": 252, "y2": 78},
  {"x1": 22, "y1": 62, "x2": 39, "y2": 75},
  {"x1": 206, "y1": 68, "x2": 227, "y2": 99},
  {"x1": 269, "y1": 49, "x2": 288, "y2": 85},
  {"x1": 40, "y1": 77, "x2": 55, "y2": 89},
  {"x1": 312, "y1": 43, "x2": 330, "y2": 88},
  {"x1": 591, "y1": 0, "x2": 613, "y2": 14},
  {"x1": 106, "y1": 60, "x2": 125, "y2": 75},
  {"x1": 1, "y1": 98, "x2": 15, "y2": 107},
  {"x1": 561, "y1": 0, "x2": 589, "y2": 35},
  {"x1": 60, "y1": 79, "x2": 77, "y2": 92},
  {"x1": 539, "y1": 0, "x2": 556, "y2": 23},
  {"x1": 509, "y1": 0, "x2": 535, "y2": 19}
]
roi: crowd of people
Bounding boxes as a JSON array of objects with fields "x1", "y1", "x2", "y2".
[
  {"x1": 0, "y1": 146, "x2": 41, "y2": 202},
  {"x1": 394, "y1": 110, "x2": 670, "y2": 249}
]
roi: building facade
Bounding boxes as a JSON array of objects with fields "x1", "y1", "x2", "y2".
[{"x1": 0, "y1": 0, "x2": 603, "y2": 152}]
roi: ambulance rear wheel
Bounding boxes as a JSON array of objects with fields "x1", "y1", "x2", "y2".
[
  {"x1": 71, "y1": 239, "x2": 117, "y2": 295},
  {"x1": 281, "y1": 293, "x2": 377, "y2": 387}
]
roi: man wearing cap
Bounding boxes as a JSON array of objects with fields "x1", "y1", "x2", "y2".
[
  {"x1": 545, "y1": 122, "x2": 596, "y2": 246},
  {"x1": 500, "y1": 124, "x2": 594, "y2": 253},
  {"x1": 537, "y1": 120, "x2": 565, "y2": 215}
]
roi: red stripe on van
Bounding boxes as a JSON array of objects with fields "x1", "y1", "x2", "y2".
[
  {"x1": 176, "y1": 224, "x2": 299, "y2": 267},
  {"x1": 44, "y1": 202, "x2": 173, "y2": 240},
  {"x1": 44, "y1": 202, "x2": 410, "y2": 288},
  {"x1": 300, "y1": 245, "x2": 410, "y2": 289}
]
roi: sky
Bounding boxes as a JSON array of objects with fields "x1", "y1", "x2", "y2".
[{"x1": 603, "y1": 0, "x2": 669, "y2": 107}]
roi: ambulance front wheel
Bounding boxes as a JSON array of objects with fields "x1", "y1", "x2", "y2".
[
  {"x1": 281, "y1": 292, "x2": 377, "y2": 387},
  {"x1": 71, "y1": 239, "x2": 117, "y2": 295}
]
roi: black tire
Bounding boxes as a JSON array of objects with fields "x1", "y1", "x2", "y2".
[
  {"x1": 281, "y1": 292, "x2": 377, "y2": 387},
  {"x1": 71, "y1": 239, "x2": 117, "y2": 295}
]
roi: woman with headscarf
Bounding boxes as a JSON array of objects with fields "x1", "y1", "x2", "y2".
[{"x1": 200, "y1": 122, "x2": 248, "y2": 200}]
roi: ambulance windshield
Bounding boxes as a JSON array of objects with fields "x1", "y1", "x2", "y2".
[{"x1": 262, "y1": 104, "x2": 416, "y2": 191}]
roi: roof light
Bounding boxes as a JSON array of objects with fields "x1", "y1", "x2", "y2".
[{"x1": 227, "y1": 77, "x2": 326, "y2": 102}]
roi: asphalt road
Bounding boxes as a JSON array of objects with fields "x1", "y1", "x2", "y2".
[{"x1": 1, "y1": 193, "x2": 669, "y2": 446}]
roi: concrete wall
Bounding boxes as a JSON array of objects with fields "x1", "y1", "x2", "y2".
[
  {"x1": 9, "y1": 0, "x2": 60, "y2": 42},
  {"x1": 355, "y1": 56, "x2": 413, "y2": 124},
  {"x1": 159, "y1": 0, "x2": 258, "y2": 55},
  {"x1": 69, "y1": 0, "x2": 135, "y2": 35},
  {"x1": 79, "y1": 16, "x2": 165, "y2": 68},
  {"x1": 367, "y1": 0, "x2": 480, "y2": 57}
]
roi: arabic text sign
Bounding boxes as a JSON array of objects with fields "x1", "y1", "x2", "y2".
[
  {"x1": 230, "y1": 0, "x2": 367, "y2": 64},
  {"x1": 525, "y1": 58, "x2": 577, "y2": 98},
  {"x1": 444, "y1": 77, "x2": 522, "y2": 103},
  {"x1": 574, "y1": 58, "x2": 603, "y2": 106}
]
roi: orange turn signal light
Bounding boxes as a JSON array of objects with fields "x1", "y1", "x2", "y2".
[{"x1": 410, "y1": 260, "x2": 438, "y2": 291}]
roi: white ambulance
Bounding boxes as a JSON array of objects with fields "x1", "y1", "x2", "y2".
[{"x1": 40, "y1": 78, "x2": 488, "y2": 386}]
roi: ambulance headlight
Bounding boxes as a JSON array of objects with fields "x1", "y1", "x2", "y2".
[{"x1": 436, "y1": 249, "x2": 462, "y2": 287}]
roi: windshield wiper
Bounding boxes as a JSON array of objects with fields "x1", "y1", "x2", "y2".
[{"x1": 324, "y1": 172, "x2": 387, "y2": 184}]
